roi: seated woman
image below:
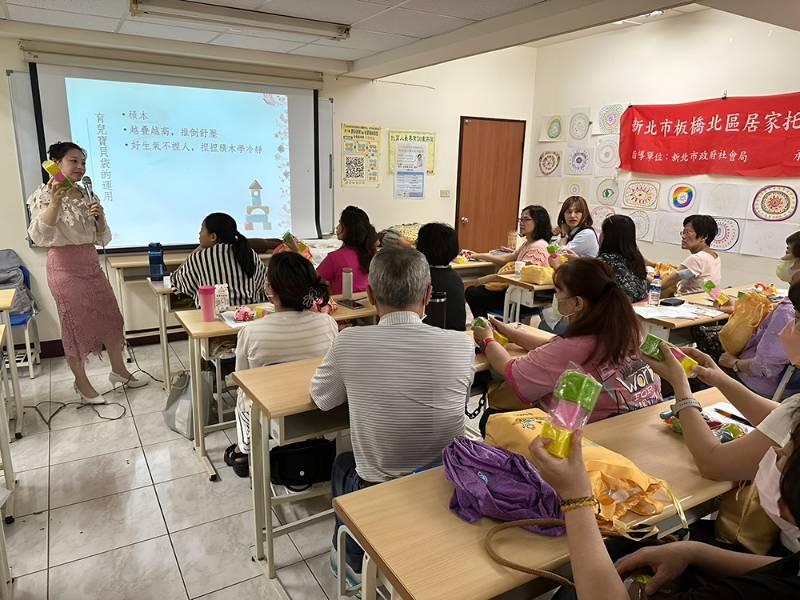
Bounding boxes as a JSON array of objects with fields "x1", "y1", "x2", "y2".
[
  {"x1": 716, "y1": 233, "x2": 800, "y2": 397},
  {"x1": 531, "y1": 414, "x2": 800, "y2": 600},
  {"x1": 553, "y1": 196, "x2": 599, "y2": 257},
  {"x1": 596, "y1": 214, "x2": 648, "y2": 302},
  {"x1": 654, "y1": 214, "x2": 721, "y2": 297},
  {"x1": 317, "y1": 206, "x2": 376, "y2": 295},
  {"x1": 171, "y1": 212, "x2": 267, "y2": 306},
  {"x1": 227, "y1": 252, "x2": 338, "y2": 477},
  {"x1": 473, "y1": 258, "x2": 662, "y2": 422},
  {"x1": 464, "y1": 204, "x2": 552, "y2": 318},
  {"x1": 416, "y1": 222, "x2": 467, "y2": 331}
]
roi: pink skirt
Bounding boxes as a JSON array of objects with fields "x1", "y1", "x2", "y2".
[{"x1": 47, "y1": 245, "x2": 124, "y2": 363}]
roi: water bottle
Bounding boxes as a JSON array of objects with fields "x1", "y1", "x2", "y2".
[
  {"x1": 342, "y1": 268, "x2": 353, "y2": 300},
  {"x1": 649, "y1": 275, "x2": 662, "y2": 306},
  {"x1": 148, "y1": 242, "x2": 165, "y2": 281}
]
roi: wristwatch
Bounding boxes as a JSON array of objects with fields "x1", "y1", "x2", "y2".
[
  {"x1": 671, "y1": 397, "x2": 702, "y2": 417},
  {"x1": 732, "y1": 360, "x2": 741, "y2": 373}
]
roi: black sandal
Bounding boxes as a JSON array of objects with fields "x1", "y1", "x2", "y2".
[{"x1": 224, "y1": 444, "x2": 250, "y2": 477}]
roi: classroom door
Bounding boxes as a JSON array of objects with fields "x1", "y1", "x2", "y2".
[{"x1": 456, "y1": 117, "x2": 526, "y2": 252}]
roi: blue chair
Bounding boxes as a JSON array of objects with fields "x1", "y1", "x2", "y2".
[{"x1": 9, "y1": 266, "x2": 40, "y2": 379}]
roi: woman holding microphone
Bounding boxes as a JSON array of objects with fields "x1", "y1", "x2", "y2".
[{"x1": 27, "y1": 142, "x2": 146, "y2": 403}]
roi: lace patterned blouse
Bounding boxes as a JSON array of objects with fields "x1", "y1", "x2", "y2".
[{"x1": 27, "y1": 184, "x2": 111, "y2": 247}]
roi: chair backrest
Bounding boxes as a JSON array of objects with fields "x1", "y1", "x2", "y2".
[
  {"x1": 0, "y1": 250, "x2": 33, "y2": 315},
  {"x1": 772, "y1": 364, "x2": 800, "y2": 402},
  {"x1": 19, "y1": 265, "x2": 31, "y2": 290},
  {"x1": 425, "y1": 291, "x2": 447, "y2": 329}
]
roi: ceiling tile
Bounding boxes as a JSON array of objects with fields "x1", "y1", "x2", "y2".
[
  {"x1": 184, "y1": 0, "x2": 267, "y2": 8},
  {"x1": 254, "y1": 0, "x2": 389, "y2": 24},
  {"x1": 119, "y1": 20, "x2": 219, "y2": 43},
  {"x1": 7, "y1": 0, "x2": 126, "y2": 19},
  {"x1": 224, "y1": 27, "x2": 321, "y2": 43},
  {"x1": 210, "y1": 33, "x2": 303, "y2": 52},
  {"x1": 356, "y1": 7, "x2": 473, "y2": 37},
  {"x1": 401, "y1": 0, "x2": 542, "y2": 21},
  {"x1": 7, "y1": 5, "x2": 120, "y2": 31},
  {"x1": 127, "y1": 15, "x2": 227, "y2": 32},
  {"x1": 316, "y1": 28, "x2": 418, "y2": 51},
  {"x1": 289, "y1": 43, "x2": 373, "y2": 60}
]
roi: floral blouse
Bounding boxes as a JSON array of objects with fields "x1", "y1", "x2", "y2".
[
  {"x1": 598, "y1": 252, "x2": 648, "y2": 302},
  {"x1": 27, "y1": 184, "x2": 111, "y2": 247}
]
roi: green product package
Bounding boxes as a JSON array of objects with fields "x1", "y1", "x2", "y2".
[
  {"x1": 640, "y1": 333, "x2": 666, "y2": 361},
  {"x1": 554, "y1": 371, "x2": 602, "y2": 412}
]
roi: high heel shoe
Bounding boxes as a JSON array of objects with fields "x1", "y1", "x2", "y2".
[
  {"x1": 109, "y1": 371, "x2": 149, "y2": 390},
  {"x1": 74, "y1": 382, "x2": 104, "y2": 405}
]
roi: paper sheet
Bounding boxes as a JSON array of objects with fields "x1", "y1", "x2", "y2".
[
  {"x1": 703, "y1": 402, "x2": 754, "y2": 433},
  {"x1": 567, "y1": 107, "x2": 592, "y2": 143},
  {"x1": 539, "y1": 115, "x2": 564, "y2": 142},
  {"x1": 536, "y1": 148, "x2": 562, "y2": 177},
  {"x1": 565, "y1": 147, "x2": 594, "y2": 176},
  {"x1": 699, "y1": 183, "x2": 748, "y2": 219},
  {"x1": 594, "y1": 136, "x2": 620, "y2": 175},
  {"x1": 747, "y1": 184, "x2": 800, "y2": 223},
  {"x1": 660, "y1": 182, "x2": 699, "y2": 214},
  {"x1": 740, "y1": 220, "x2": 798, "y2": 258},
  {"x1": 618, "y1": 208, "x2": 656, "y2": 243},
  {"x1": 593, "y1": 103, "x2": 625, "y2": 135},
  {"x1": 560, "y1": 177, "x2": 589, "y2": 200},
  {"x1": 654, "y1": 212, "x2": 686, "y2": 245},
  {"x1": 633, "y1": 304, "x2": 723, "y2": 320},
  {"x1": 710, "y1": 217, "x2": 743, "y2": 253}
]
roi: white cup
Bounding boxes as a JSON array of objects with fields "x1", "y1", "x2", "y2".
[{"x1": 514, "y1": 261, "x2": 525, "y2": 275}]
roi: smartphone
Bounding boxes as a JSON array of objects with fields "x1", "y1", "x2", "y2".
[{"x1": 337, "y1": 299, "x2": 365, "y2": 310}]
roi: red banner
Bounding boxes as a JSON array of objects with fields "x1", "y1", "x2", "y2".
[{"x1": 619, "y1": 92, "x2": 800, "y2": 178}]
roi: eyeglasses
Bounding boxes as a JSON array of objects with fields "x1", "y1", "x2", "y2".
[{"x1": 518, "y1": 217, "x2": 533, "y2": 224}]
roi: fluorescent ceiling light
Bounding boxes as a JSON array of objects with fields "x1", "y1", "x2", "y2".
[
  {"x1": 648, "y1": 10, "x2": 664, "y2": 17},
  {"x1": 130, "y1": 0, "x2": 350, "y2": 40}
]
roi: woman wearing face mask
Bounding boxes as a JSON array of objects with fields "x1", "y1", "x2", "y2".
[
  {"x1": 473, "y1": 258, "x2": 662, "y2": 422},
  {"x1": 715, "y1": 232, "x2": 800, "y2": 397},
  {"x1": 642, "y1": 330, "x2": 800, "y2": 556},
  {"x1": 531, "y1": 413, "x2": 800, "y2": 600},
  {"x1": 553, "y1": 196, "x2": 599, "y2": 257}
]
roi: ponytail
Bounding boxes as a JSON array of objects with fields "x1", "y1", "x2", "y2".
[
  {"x1": 233, "y1": 231, "x2": 256, "y2": 278},
  {"x1": 202, "y1": 213, "x2": 255, "y2": 277}
]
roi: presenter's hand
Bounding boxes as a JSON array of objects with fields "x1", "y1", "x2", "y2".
[
  {"x1": 47, "y1": 178, "x2": 69, "y2": 205},
  {"x1": 88, "y1": 202, "x2": 105, "y2": 221}
]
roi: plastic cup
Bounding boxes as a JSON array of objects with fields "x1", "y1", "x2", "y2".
[
  {"x1": 198, "y1": 285, "x2": 216, "y2": 322},
  {"x1": 514, "y1": 261, "x2": 525, "y2": 275}
]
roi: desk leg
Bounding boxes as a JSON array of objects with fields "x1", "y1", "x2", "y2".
[
  {"x1": 190, "y1": 337, "x2": 217, "y2": 481},
  {"x1": 0, "y1": 331, "x2": 15, "y2": 523},
  {"x1": 0, "y1": 312, "x2": 22, "y2": 439},
  {"x1": 157, "y1": 295, "x2": 171, "y2": 393},
  {"x1": 263, "y1": 411, "x2": 276, "y2": 578},
  {"x1": 251, "y1": 402, "x2": 266, "y2": 562}
]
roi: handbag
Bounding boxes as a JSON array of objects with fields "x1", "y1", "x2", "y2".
[
  {"x1": 162, "y1": 370, "x2": 212, "y2": 440},
  {"x1": 270, "y1": 438, "x2": 336, "y2": 492},
  {"x1": 694, "y1": 324, "x2": 724, "y2": 363},
  {"x1": 715, "y1": 481, "x2": 779, "y2": 555},
  {"x1": 719, "y1": 291, "x2": 773, "y2": 355}
]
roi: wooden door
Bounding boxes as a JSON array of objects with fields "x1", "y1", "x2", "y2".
[{"x1": 456, "y1": 117, "x2": 526, "y2": 252}]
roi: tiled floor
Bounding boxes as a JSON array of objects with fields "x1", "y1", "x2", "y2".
[{"x1": 4, "y1": 341, "x2": 341, "y2": 600}]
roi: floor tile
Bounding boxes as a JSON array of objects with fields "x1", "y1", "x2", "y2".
[
  {"x1": 306, "y1": 551, "x2": 341, "y2": 600},
  {"x1": 134, "y1": 411, "x2": 184, "y2": 445},
  {"x1": 274, "y1": 493, "x2": 332, "y2": 526},
  {"x1": 49, "y1": 447, "x2": 152, "y2": 508},
  {"x1": 20, "y1": 407, "x2": 51, "y2": 436},
  {"x1": 6, "y1": 512, "x2": 47, "y2": 577},
  {"x1": 11, "y1": 569, "x2": 47, "y2": 600},
  {"x1": 7, "y1": 467, "x2": 48, "y2": 517},
  {"x1": 44, "y1": 394, "x2": 131, "y2": 431},
  {"x1": 156, "y1": 467, "x2": 252, "y2": 532},
  {"x1": 288, "y1": 515, "x2": 335, "y2": 561},
  {"x1": 276, "y1": 560, "x2": 327, "y2": 600},
  {"x1": 172, "y1": 511, "x2": 301, "y2": 598},
  {"x1": 10, "y1": 433, "x2": 49, "y2": 472},
  {"x1": 143, "y1": 430, "x2": 229, "y2": 484},
  {"x1": 49, "y1": 486, "x2": 166, "y2": 566},
  {"x1": 196, "y1": 576, "x2": 285, "y2": 600},
  {"x1": 48, "y1": 536, "x2": 188, "y2": 600},
  {"x1": 49, "y1": 417, "x2": 140, "y2": 465},
  {"x1": 127, "y1": 383, "x2": 169, "y2": 415}
]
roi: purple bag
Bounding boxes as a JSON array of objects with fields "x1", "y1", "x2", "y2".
[{"x1": 442, "y1": 436, "x2": 565, "y2": 536}]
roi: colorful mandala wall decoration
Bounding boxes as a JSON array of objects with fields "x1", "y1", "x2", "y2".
[
  {"x1": 596, "y1": 178, "x2": 619, "y2": 206},
  {"x1": 622, "y1": 180, "x2": 660, "y2": 211},
  {"x1": 565, "y1": 148, "x2": 593, "y2": 176},
  {"x1": 536, "y1": 150, "x2": 562, "y2": 177},
  {"x1": 752, "y1": 185, "x2": 797, "y2": 221},
  {"x1": 668, "y1": 184, "x2": 696, "y2": 212},
  {"x1": 711, "y1": 218, "x2": 741, "y2": 251}
]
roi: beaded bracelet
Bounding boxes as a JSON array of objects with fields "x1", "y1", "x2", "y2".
[{"x1": 560, "y1": 495, "x2": 600, "y2": 513}]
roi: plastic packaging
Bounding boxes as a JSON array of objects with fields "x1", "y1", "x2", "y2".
[
  {"x1": 41, "y1": 160, "x2": 73, "y2": 189},
  {"x1": 640, "y1": 334, "x2": 698, "y2": 377},
  {"x1": 546, "y1": 244, "x2": 559, "y2": 255},
  {"x1": 342, "y1": 267, "x2": 353, "y2": 300},
  {"x1": 472, "y1": 317, "x2": 509, "y2": 346},
  {"x1": 198, "y1": 285, "x2": 215, "y2": 321},
  {"x1": 513, "y1": 261, "x2": 525, "y2": 275},
  {"x1": 214, "y1": 283, "x2": 230, "y2": 315},
  {"x1": 703, "y1": 280, "x2": 730, "y2": 306},
  {"x1": 648, "y1": 275, "x2": 662, "y2": 306},
  {"x1": 541, "y1": 369, "x2": 602, "y2": 458}
]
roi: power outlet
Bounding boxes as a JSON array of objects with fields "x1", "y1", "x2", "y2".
[{"x1": 440, "y1": 189, "x2": 451, "y2": 199}]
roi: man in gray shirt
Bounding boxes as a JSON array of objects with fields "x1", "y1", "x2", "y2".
[{"x1": 311, "y1": 246, "x2": 475, "y2": 580}]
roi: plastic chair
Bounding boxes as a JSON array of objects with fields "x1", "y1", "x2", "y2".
[
  {"x1": 8, "y1": 266, "x2": 40, "y2": 379},
  {"x1": 425, "y1": 291, "x2": 447, "y2": 329},
  {"x1": 337, "y1": 525, "x2": 395, "y2": 600},
  {"x1": 772, "y1": 364, "x2": 800, "y2": 402}
]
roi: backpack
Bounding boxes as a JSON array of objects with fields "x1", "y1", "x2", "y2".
[{"x1": 0, "y1": 249, "x2": 34, "y2": 315}]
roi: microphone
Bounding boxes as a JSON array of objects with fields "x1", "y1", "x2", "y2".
[{"x1": 82, "y1": 176, "x2": 97, "y2": 221}]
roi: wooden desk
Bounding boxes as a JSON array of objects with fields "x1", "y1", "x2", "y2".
[
  {"x1": 334, "y1": 388, "x2": 732, "y2": 600},
  {"x1": 495, "y1": 274, "x2": 555, "y2": 323},
  {"x1": 451, "y1": 261, "x2": 497, "y2": 285},
  {"x1": 0, "y1": 325, "x2": 16, "y2": 523},
  {"x1": 0, "y1": 291, "x2": 22, "y2": 438},
  {"x1": 174, "y1": 293, "x2": 378, "y2": 480},
  {"x1": 232, "y1": 325, "x2": 548, "y2": 579}
]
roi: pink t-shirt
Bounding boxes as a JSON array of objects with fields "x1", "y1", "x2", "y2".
[
  {"x1": 317, "y1": 246, "x2": 369, "y2": 295},
  {"x1": 677, "y1": 249, "x2": 722, "y2": 295},
  {"x1": 513, "y1": 239, "x2": 549, "y2": 266},
  {"x1": 505, "y1": 335, "x2": 662, "y2": 423}
]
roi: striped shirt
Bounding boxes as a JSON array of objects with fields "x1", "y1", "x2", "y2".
[
  {"x1": 171, "y1": 243, "x2": 267, "y2": 307},
  {"x1": 310, "y1": 311, "x2": 476, "y2": 483}
]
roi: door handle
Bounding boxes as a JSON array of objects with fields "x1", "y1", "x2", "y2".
[{"x1": 460, "y1": 217, "x2": 469, "y2": 224}]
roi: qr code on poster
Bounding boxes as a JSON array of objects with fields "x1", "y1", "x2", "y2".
[{"x1": 345, "y1": 155, "x2": 365, "y2": 181}]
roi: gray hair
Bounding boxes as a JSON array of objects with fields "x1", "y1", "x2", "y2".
[{"x1": 368, "y1": 247, "x2": 431, "y2": 308}]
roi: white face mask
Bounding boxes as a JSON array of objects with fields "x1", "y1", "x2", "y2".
[
  {"x1": 776, "y1": 258, "x2": 799, "y2": 283},
  {"x1": 551, "y1": 294, "x2": 576, "y2": 323},
  {"x1": 755, "y1": 448, "x2": 800, "y2": 546}
]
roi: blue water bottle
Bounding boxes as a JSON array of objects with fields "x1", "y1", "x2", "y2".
[{"x1": 148, "y1": 242, "x2": 165, "y2": 281}]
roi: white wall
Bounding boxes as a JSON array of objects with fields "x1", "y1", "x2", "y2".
[
  {"x1": 323, "y1": 45, "x2": 537, "y2": 230},
  {"x1": 528, "y1": 9, "x2": 800, "y2": 286}
]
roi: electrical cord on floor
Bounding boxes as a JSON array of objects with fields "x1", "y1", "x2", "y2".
[{"x1": 125, "y1": 343, "x2": 164, "y2": 384}]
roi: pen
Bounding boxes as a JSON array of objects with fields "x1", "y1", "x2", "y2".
[{"x1": 714, "y1": 408, "x2": 751, "y2": 427}]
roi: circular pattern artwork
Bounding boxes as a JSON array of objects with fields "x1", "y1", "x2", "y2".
[
  {"x1": 669, "y1": 184, "x2": 696, "y2": 212},
  {"x1": 564, "y1": 181, "x2": 584, "y2": 197},
  {"x1": 622, "y1": 180, "x2": 660, "y2": 210},
  {"x1": 566, "y1": 148, "x2": 592, "y2": 175},
  {"x1": 546, "y1": 116, "x2": 562, "y2": 140},
  {"x1": 596, "y1": 138, "x2": 619, "y2": 169},
  {"x1": 597, "y1": 104, "x2": 624, "y2": 134},
  {"x1": 711, "y1": 218, "x2": 741, "y2": 251},
  {"x1": 596, "y1": 178, "x2": 619, "y2": 206},
  {"x1": 752, "y1": 185, "x2": 798, "y2": 221},
  {"x1": 537, "y1": 151, "x2": 561, "y2": 176},
  {"x1": 628, "y1": 210, "x2": 651, "y2": 241},
  {"x1": 569, "y1": 112, "x2": 590, "y2": 140},
  {"x1": 590, "y1": 205, "x2": 615, "y2": 231}
]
